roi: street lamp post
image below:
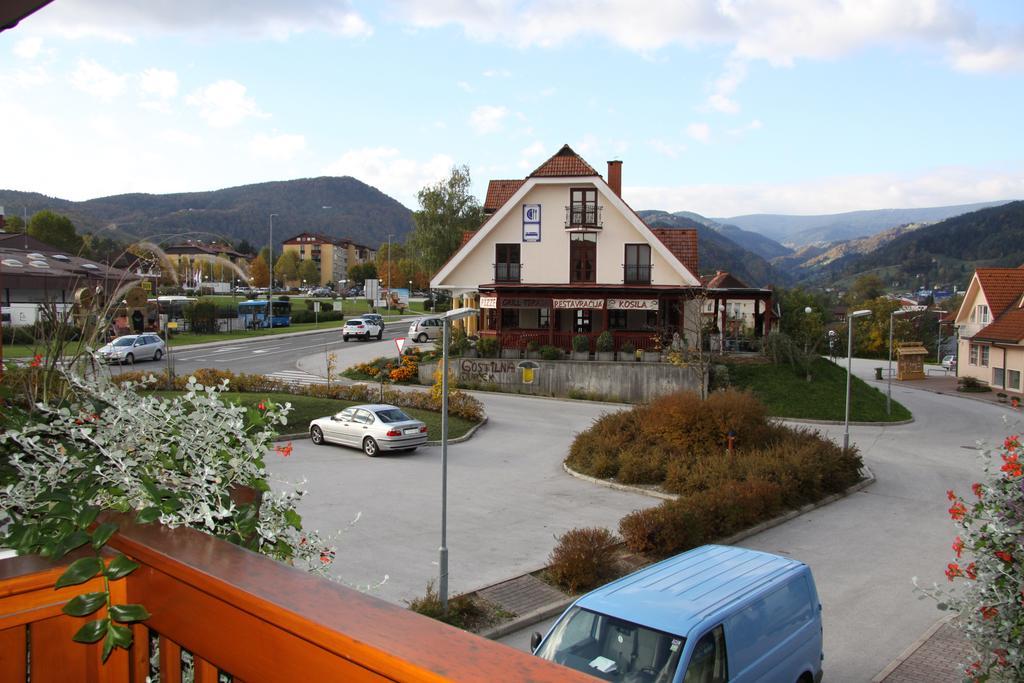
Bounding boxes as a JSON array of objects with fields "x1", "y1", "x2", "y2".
[
  {"x1": 887, "y1": 305, "x2": 926, "y2": 415},
  {"x1": 268, "y1": 213, "x2": 278, "y2": 326},
  {"x1": 438, "y1": 306, "x2": 479, "y2": 614},
  {"x1": 386, "y1": 234, "x2": 394, "y2": 314},
  {"x1": 844, "y1": 309, "x2": 873, "y2": 451}
]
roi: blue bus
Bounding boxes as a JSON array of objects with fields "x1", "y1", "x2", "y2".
[{"x1": 238, "y1": 299, "x2": 291, "y2": 329}]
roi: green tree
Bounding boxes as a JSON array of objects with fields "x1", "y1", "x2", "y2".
[
  {"x1": 2, "y1": 214, "x2": 25, "y2": 233},
  {"x1": 249, "y1": 255, "x2": 270, "y2": 288},
  {"x1": 409, "y1": 165, "x2": 483, "y2": 274},
  {"x1": 274, "y1": 251, "x2": 300, "y2": 284},
  {"x1": 845, "y1": 274, "x2": 885, "y2": 305},
  {"x1": 348, "y1": 262, "x2": 377, "y2": 285},
  {"x1": 28, "y1": 210, "x2": 83, "y2": 253},
  {"x1": 235, "y1": 239, "x2": 256, "y2": 256},
  {"x1": 298, "y1": 259, "x2": 320, "y2": 286}
]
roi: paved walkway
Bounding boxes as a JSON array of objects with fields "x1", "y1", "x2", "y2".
[{"x1": 874, "y1": 617, "x2": 972, "y2": 682}]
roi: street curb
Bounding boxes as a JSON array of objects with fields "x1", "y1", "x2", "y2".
[
  {"x1": 561, "y1": 463, "x2": 678, "y2": 501},
  {"x1": 473, "y1": 463, "x2": 876, "y2": 641},
  {"x1": 870, "y1": 613, "x2": 956, "y2": 683},
  {"x1": 169, "y1": 317, "x2": 418, "y2": 353},
  {"x1": 778, "y1": 416, "x2": 915, "y2": 426}
]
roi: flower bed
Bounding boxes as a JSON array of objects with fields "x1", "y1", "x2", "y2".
[{"x1": 344, "y1": 348, "x2": 438, "y2": 383}]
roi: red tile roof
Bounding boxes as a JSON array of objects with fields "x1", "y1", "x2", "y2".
[
  {"x1": 975, "y1": 268, "x2": 1024, "y2": 317},
  {"x1": 975, "y1": 306, "x2": 1024, "y2": 343},
  {"x1": 705, "y1": 271, "x2": 750, "y2": 289},
  {"x1": 649, "y1": 228, "x2": 698, "y2": 278},
  {"x1": 484, "y1": 179, "x2": 525, "y2": 212},
  {"x1": 529, "y1": 144, "x2": 601, "y2": 178}
]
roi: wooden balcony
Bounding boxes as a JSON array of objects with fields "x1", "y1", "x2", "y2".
[{"x1": 0, "y1": 516, "x2": 591, "y2": 682}]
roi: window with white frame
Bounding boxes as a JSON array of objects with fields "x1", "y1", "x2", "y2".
[
  {"x1": 981, "y1": 346, "x2": 990, "y2": 367},
  {"x1": 1009, "y1": 369, "x2": 1021, "y2": 390},
  {"x1": 976, "y1": 304, "x2": 990, "y2": 323},
  {"x1": 993, "y1": 367, "x2": 1005, "y2": 386},
  {"x1": 970, "y1": 345, "x2": 979, "y2": 365}
]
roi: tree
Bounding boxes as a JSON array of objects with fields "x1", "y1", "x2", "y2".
[
  {"x1": 235, "y1": 239, "x2": 256, "y2": 257},
  {"x1": 298, "y1": 259, "x2": 321, "y2": 286},
  {"x1": 846, "y1": 274, "x2": 885, "y2": 305},
  {"x1": 408, "y1": 165, "x2": 483, "y2": 274},
  {"x1": 2, "y1": 214, "x2": 25, "y2": 233},
  {"x1": 274, "y1": 251, "x2": 300, "y2": 285},
  {"x1": 348, "y1": 262, "x2": 377, "y2": 285},
  {"x1": 376, "y1": 242, "x2": 406, "y2": 290},
  {"x1": 249, "y1": 255, "x2": 270, "y2": 288},
  {"x1": 28, "y1": 210, "x2": 83, "y2": 253}
]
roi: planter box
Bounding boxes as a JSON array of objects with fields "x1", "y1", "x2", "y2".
[
  {"x1": 526, "y1": 351, "x2": 541, "y2": 359},
  {"x1": 641, "y1": 351, "x2": 661, "y2": 362},
  {"x1": 571, "y1": 351, "x2": 590, "y2": 361},
  {"x1": 618, "y1": 351, "x2": 637, "y2": 362},
  {"x1": 596, "y1": 351, "x2": 615, "y2": 362},
  {"x1": 462, "y1": 349, "x2": 478, "y2": 358},
  {"x1": 501, "y1": 349, "x2": 520, "y2": 359}
]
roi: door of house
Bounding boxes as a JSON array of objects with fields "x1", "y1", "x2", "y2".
[{"x1": 570, "y1": 233, "x2": 597, "y2": 283}]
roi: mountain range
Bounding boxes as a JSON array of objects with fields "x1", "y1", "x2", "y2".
[{"x1": 0, "y1": 177, "x2": 414, "y2": 252}]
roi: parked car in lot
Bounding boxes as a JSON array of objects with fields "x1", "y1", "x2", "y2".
[
  {"x1": 942, "y1": 354, "x2": 957, "y2": 371},
  {"x1": 408, "y1": 316, "x2": 443, "y2": 343},
  {"x1": 342, "y1": 318, "x2": 382, "y2": 341},
  {"x1": 98, "y1": 334, "x2": 166, "y2": 364},
  {"x1": 362, "y1": 313, "x2": 384, "y2": 328},
  {"x1": 309, "y1": 404, "x2": 428, "y2": 456},
  {"x1": 310, "y1": 287, "x2": 334, "y2": 297},
  {"x1": 533, "y1": 544, "x2": 824, "y2": 683}
]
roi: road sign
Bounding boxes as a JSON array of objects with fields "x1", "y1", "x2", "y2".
[
  {"x1": 901, "y1": 305, "x2": 928, "y2": 312},
  {"x1": 395, "y1": 337, "x2": 406, "y2": 356}
]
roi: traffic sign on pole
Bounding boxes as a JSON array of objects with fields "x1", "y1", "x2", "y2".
[{"x1": 394, "y1": 337, "x2": 406, "y2": 356}]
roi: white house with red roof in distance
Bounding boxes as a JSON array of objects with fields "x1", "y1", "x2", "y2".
[
  {"x1": 954, "y1": 266, "x2": 1024, "y2": 394},
  {"x1": 702, "y1": 271, "x2": 777, "y2": 351},
  {"x1": 430, "y1": 144, "x2": 704, "y2": 354}
]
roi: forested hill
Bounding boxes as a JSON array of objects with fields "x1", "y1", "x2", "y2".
[
  {"x1": 836, "y1": 200, "x2": 1024, "y2": 286},
  {"x1": 0, "y1": 176, "x2": 415, "y2": 249},
  {"x1": 638, "y1": 210, "x2": 785, "y2": 286}
]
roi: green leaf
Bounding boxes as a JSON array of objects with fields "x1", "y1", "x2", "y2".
[
  {"x1": 135, "y1": 507, "x2": 161, "y2": 524},
  {"x1": 105, "y1": 554, "x2": 140, "y2": 581},
  {"x1": 77, "y1": 506, "x2": 100, "y2": 528},
  {"x1": 101, "y1": 634, "x2": 114, "y2": 663},
  {"x1": 63, "y1": 591, "x2": 107, "y2": 618},
  {"x1": 109, "y1": 603, "x2": 150, "y2": 623},
  {"x1": 108, "y1": 622, "x2": 133, "y2": 647},
  {"x1": 55, "y1": 529, "x2": 90, "y2": 557},
  {"x1": 284, "y1": 509, "x2": 302, "y2": 530},
  {"x1": 91, "y1": 522, "x2": 119, "y2": 550},
  {"x1": 55, "y1": 557, "x2": 103, "y2": 588},
  {"x1": 72, "y1": 618, "x2": 108, "y2": 644}
]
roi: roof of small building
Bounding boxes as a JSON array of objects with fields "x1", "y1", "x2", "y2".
[
  {"x1": 648, "y1": 228, "x2": 699, "y2": 279},
  {"x1": 484, "y1": 179, "x2": 526, "y2": 213},
  {"x1": 704, "y1": 271, "x2": 750, "y2": 289},
  {"x1": 0, "y1": 232, "x2": 133, "y2": 282},
  {"x1": 528, "y1": 144, "x2": 601, "y2": 178},
  {"x1": 975, "y1": 267, "x2": 1024, "y2": 317}
]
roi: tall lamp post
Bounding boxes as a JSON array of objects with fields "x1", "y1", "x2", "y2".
[
  {"x1": 887, "y1": 305, "x2": 926, "y2": 415},
  {"x1": 844, "y1": 309, "x2": 873, "y2": 451},
  {"x1": 438, "y1": 306, "x2": 479, "y2": 614},
  {"x1": 385, "y1": 233, "x2": 394, "y2": 314},
  {"x1": 268, "y1": 213, "x2": 278, "y2": 325}
]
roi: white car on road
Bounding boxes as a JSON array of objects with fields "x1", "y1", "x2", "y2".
[
  {"x1": 342, "y1": 318, "x2": 383, "y2": 341},
  {"x1": 98, "y1": 334, "x2": 166, "y2": 364},
  {"x1": 309, "y1": 404, "x2": 428, "y2": 456}
]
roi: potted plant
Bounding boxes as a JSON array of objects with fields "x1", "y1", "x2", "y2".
[
  {"x1": 540, "y1": 344, "x2": 562, "y2": 361},
  {"x1": 501, "y1": 345, "x2": 520, "y2": 359},
  {"x1": 476, "y1": 337, "x2": 498, "y2": 358},
  {"x1": 1012, "y1": 396, "x2": 1020, "y2": 408},
  {"x1": 526, "y1": 340, "x2": 541, "y2": 359},
  {"x1": 595, "y1": 331, "x2": 615, "y2": 361},
  {"x1": 571, "y1": 334, "x2": 590, "y2": 361},
  {"x1": 641, "y1": 346, "x2": 662, "y2": 362},
  {"x1": 618, "y1": 340, "x2": 636, "y2": 361},
  {"x1": 997, "y1": 392, "x2": 1008, "y2": 403}
]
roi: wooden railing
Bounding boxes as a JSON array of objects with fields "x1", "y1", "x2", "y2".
[
  {"x1": 492, "y1": 330, "x2": 660, "y2": 353},
  {"x1": 0, "y1": 517, "x2": 592, "y2": 682}
]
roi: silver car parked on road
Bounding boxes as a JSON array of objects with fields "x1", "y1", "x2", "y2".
[
  {"x1": 308, "y1": 404, "x2": 428, "y2": 456},
  {"x1": 408, "y1": 316, "x2": 443, "y2": 343},
  {"x1": 97, "y1": 334, "x2": 165, "y2": 364}
]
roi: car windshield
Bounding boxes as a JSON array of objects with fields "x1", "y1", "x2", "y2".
[
  {"x1": 534, "y1": 607, "x2": 685, "y2": 681},
  {"x1": 375, "y1": 408, "x2": 412, "y2": 423},
  {"x1": 112, "y1": 338, "x2": 136, "y2": 347}
]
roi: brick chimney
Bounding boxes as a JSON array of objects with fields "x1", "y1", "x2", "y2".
[{"x1": 607, "y1": 160, "x2": 622, "y2": 197}]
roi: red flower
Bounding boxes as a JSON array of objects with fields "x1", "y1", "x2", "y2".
[
  {"x1": 258, "y1": 402, "x2": 266, "y2": 411},
  {"x1": 949, "y1": 501, "x2": 967, "y2": 521},
  {"x1": 980, "y1": 605, "x2": 998, "y2": 621},
  {"x1": 1003, "y1": 435, "x2": 1019, "y2": 451},
  {"x1": 965, "y1": 562, "x2": 977, "y2": 580},
  {"x1": 29, "y1": 354, "x2": 42, "y2": 368},
  {"x1": 994, "y1": 649, "x2": 1009, "y2": 667},
  {"x1": 995, "y1": 550, "x2": 1014, "y2": 564},
  {"x1": 1000, "y1": 453, "x2": 1022, "y2": 477},
  {"x1": 319, "y1": 549, "x2": 335, "y2": 564},
  {"x1": 952, "y1": 536, "x2": 965, "y2": 559},
  {"x1": 971, "y1": 482, "x2": 984, "y2": 499},
  {"x1": 946, "y1": 563, "x2": 962, "y2": 581},
  {"x1": 274, "y1": 442, "x2": 293, "y2": 458},
  {"x1": 946, "y1": 489, "x2": 957, "y2": 501}
]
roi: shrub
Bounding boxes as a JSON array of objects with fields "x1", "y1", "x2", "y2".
[
  {"x1": 526, "y1": 340, "x2": 540, "y2": 353},
  {"x1": 620, "y1": 341, "x2": 635, "y2": 355},
  {"x1": 406, "y1": 580, "x2": 488, "y2": 630},
  {"x1": 476, "y1": 337, "x2": 498, "y2": 357},
  {"x1": 958, "y1": 376, "x2": 991, "y2": 393},
  {"x1": 547, "y1": 527, "x2": 619, "y2": 593},
  {"x1": 572, "y1": 335, "x2": 589, "y2": 353},
  {"x1": 596, "y1": 331, "x2": 614, "y2": 353},
  {"x1": 185, "y1": 299, "x2": 219, "y2": 334},
  {"x1": 540, "y1": 345, "x2": 562, "y2": 361}
]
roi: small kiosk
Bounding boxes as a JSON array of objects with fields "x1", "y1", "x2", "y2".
[{"x1": 896, "y1": 342, "x2": 928, "y2": 380}]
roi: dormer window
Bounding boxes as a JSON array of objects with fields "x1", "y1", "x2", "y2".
[{"x1": 566, "y1": 188, "x2": 601, "y2": 229}]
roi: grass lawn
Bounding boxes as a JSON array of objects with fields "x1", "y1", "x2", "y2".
[
  {"x1": 726, "y1": 357, "x2": 912, "y2": 422},
  {"x1": 150, "y1": 391, "x2": 477, "y2": 440}
]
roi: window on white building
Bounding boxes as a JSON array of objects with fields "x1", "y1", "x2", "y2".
[
  {"x1": 993, "y1": 367, "x2": 1005, "y2": 386},
  {"x1": 976, "y1": 304, "x2": 990, "y2": 323},
  {"x1": 970, "y1": 345, "x2": 979, "y2": 365},
  {"x1": 1009, "y1": 370, "x2": 1021, "y2": 391},
  {"x1": 981, "y1": 346, "x2": 990, "y2": 367}
]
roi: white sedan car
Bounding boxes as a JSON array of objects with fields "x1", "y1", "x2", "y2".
[
  {"x1": 309, "y1": 404, "x2": 428, "y2": 456},
  {"x1": 342, "y1": 318, "x2": 383, "y2": 341},
  {"x1": 97, "y1": 334, "x2": 166, "y2": 364}
]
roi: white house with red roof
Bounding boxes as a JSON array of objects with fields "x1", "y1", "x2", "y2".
[
  {"x1": 954, "y1": 266, "x2": 1024, "y2": 393},
  {"x1": 430, "y1": 144, "x2": 704, "y2": 353}
]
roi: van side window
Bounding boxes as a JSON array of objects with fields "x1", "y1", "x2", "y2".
[{"x1": 682, "y1": 625, "x2": 727, "y2": 683}]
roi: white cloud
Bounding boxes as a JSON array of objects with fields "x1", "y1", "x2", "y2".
[
  {"x1": 186, "y1": 80, "x2": 266, "y2": 128},
  {"x1": 69, "y1": 58, "x2": 127, "y2": 100},
  {"x1": 456, "y1": 80, "x2": 473, "y2": 92},
  {"x1": 686, "y1": 122, "x2": 712, "y2": 143},
  {"x1": 13, "y1": 37, "x2": 44, "y2": 59},
  {"x1": 323, "y1": 147, "x2": 454, "y2": 207},
  {"x1": 0, "y1": 65, "x2": 52, "y2": 88},
  {"x1": 139, "y1": 68, "x2": 179, "y2": 100},
  {"x1": 29, "y1": 0, "x2": 372, "y2": 41},
  {"x1": 469, "y1": 105, "x2": 509, "y2": 134},
  {"x1": 249, "y1": 132, "x2": 307, "y2": 161},
  {"x1": 707, "y1": 58, "x2": 746, "y2": 113},
  {"x1": 627, "y1": 166, "x2": 1024, "y2": 216},
  {"x1": 482, "y1": 68, "x2": 512, "y2": 78},
  {"x1": 948, "y1": 40, "x2": 1024, "y2": 72},
  {"x1": 649, "y1": 139, "x2": 688, "y2": 159},
  {"x1": 728, "y1": 119, "x2": 763, "y2": 136},
  {"x1": 157, "y1": 129, "x2": 203, "y2": 148},
  {"x1": 518, "y1": 141, "x2": 547, "y2": 169}
]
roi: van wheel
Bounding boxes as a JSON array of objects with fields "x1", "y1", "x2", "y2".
[
  {"x1": 417, "y1": 333, "x2": 428, "y2": 343},
  {"x1": 363, "y1": 437, "x2": 379, "y2": 457}
]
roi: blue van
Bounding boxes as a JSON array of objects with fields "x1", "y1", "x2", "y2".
[{"x1": 532, "y1": 545, "x2": 823, "y2": 682}]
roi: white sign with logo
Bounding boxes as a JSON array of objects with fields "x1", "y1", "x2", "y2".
[
  {"x1": 553, "y1": 298, "x2": 605, "y2": 310},
  {"x1": 479, "y1": 296, "x2": 498, "y2": 309},
  {"x1": 522, "y1": 204, "x2": 541, "y2": 242},
  {"x1": 607, "y1": 298, "x2": 659, "y2": 311}
]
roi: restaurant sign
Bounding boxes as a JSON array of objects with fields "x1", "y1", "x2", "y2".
[
  {"x1": 552, "y1": 298, "x2": 605, "y2": 309},
  {"x1": 501, "y1": 297, "x2": 550, "y2": 309},
  {"x1": 479, "y1": 296, "x2": 497, "y2": 309},
  {"x1": 607, "y1": 298, "x2": 659, "y2": 311}
]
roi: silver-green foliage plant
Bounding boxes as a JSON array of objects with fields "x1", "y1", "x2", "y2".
[
  {"x1": 0, "y1": 370, "x2": 336, "y2": 660},
  {"x1": 915, "y1": 434, "x2": 1024, "y2": 681}
]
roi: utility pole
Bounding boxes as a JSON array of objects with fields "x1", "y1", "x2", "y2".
[{"x1": 268, "y1": 213, "x2": 277, "y2": 327}]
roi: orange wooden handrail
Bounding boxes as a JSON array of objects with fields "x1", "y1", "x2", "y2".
[{"x1": 0, "y1": 518, "x2": 591, "y2": 682}]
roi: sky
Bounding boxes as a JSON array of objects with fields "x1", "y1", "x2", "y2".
[{"x1": 1, "y1": 0, "x2": 1023, "y2": 217}]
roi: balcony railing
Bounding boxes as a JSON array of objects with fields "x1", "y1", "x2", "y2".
[
  {"x1": 0, "y1": 515, "x2": 591, "y2": 682},
  {"x1": 564, "y1": 203, "x2": 602, "y2": 229},
  {"x1": 494, "y1": 262, "x2": 521, "y2": 283},
  {"x1": 624, "y1": 264, "x2": 652, "y2": 284}
]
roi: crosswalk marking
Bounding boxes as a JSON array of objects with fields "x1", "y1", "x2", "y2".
[{"x1": 266, "y1": 370, "x2": 327, "y2": 387}]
